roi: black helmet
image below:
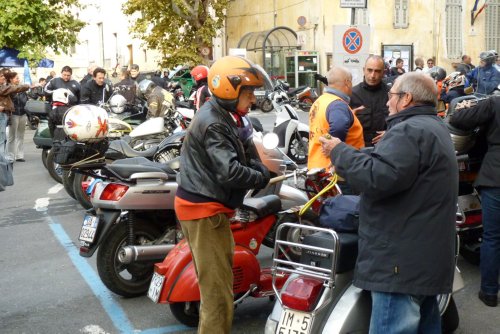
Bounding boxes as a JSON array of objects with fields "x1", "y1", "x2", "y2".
[{"x1": 429, "y1": 66, "x2": 447, "y2": 81}]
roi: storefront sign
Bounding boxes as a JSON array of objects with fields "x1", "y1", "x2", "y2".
[{"x1": 340, "y1": 0, "x2": 367, "y2": 8}]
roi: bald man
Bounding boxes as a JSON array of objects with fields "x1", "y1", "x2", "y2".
[
  {"x1": 319, "y1": 72, "x2": 457, "y2": 333},
  {"x1": 308, "y1": 66, "x2": 364, "y2": 171}
]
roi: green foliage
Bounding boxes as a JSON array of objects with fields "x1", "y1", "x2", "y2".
[
  {"x1": 123, "y1": 0, "x2": 230, "y2": 68},
  {"x1": 0, "y1": 0, "x2": 85, "y2": 63}
]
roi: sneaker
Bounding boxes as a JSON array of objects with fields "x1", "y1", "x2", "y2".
[
  {"x1": 478, "y1": 290, "x2": 498, "y2": 307},
  {"x1": 15, "y1": 158, "x2": 25, "y2": 162}
]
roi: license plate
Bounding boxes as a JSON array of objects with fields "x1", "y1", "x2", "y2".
[
  {"x1": 147, "y1": 272, "x2": 165, "y2": 303},
  {"x1": 79, "y1": 215, "x2": 99, "y2": 243},
  {"x1": 276, "y1": 309, "x2": 313, "y2": 334}
]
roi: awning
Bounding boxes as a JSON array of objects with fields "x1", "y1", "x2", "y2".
[{"x1": 0, "y1": 47, "x2": 54, "y2": 68}]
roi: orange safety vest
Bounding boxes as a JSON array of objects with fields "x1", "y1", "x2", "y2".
[{"x1": 308, "y1": 93, "x2": 364, "y2": 170}]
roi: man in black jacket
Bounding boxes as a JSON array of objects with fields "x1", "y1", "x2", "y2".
[
  {"x1": 350, "y1": 55, "x2": 389, "y2": 147},
  {"x1": 174, "y1": 56, "x2": 270, "y2": 334},
  {"x1": 450, "y1": 96, "x2": 500, "y2": 307},
  {"x1": 320, "y1": 72, "x2": 458, "y2": 333},
  {"x1": 44, "y1": 65, "x2": 80, "y2": 105},
  {"x1": 81, "y1": 67, "x2": 112, "y2": 105}
]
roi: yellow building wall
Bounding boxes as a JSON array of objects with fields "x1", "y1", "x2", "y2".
[{"x1": 225, "y1": 0, "x2": 491, "y2": 76}]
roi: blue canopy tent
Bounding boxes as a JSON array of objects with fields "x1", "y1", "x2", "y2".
[{"x1": 0, "y1": 47, "x2": 54, "y2": 84}]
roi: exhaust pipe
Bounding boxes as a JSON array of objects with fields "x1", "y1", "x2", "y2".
[{"x1": 118, "y1": 244, "x2": 175, "y2": 264}]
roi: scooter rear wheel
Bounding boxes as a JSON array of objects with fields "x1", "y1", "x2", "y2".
[
  {"x1": 170, "y1": 302, "x2": 200, "y2": 327},
  {"x1": 73, "y1": 172, "x2": 93, "y2": 209},
  {"x1": 62, "y1": 170, "x2": 77, "y2": 200},
  {"x1": 41, "y1": 149, "x2": 49, "y2": 169},
  {"x1": 96, "y1": 221, "x2": 164, "y2": 297}
]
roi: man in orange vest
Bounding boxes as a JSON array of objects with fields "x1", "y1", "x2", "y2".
[{"x1": 308, "y1": 66, "x2": 364, "y2": 172}]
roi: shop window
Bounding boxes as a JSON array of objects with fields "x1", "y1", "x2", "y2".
[
  {"x1": 354, "y1": 8, "x2": 369, "y2": 25},
  {"x1": 486, "y1": 0, "x2": 500, "y2": 52},
  {"x1": 394, "y1": 0, "x2": 409, "y2": 29},
  {"x1": 445, "y1": 0, "x2": 463, "y2": 59}
]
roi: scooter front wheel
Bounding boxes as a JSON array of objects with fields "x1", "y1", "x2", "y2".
[
  {"x1": 97, "y1": 221, "x2": 163, "y2": 297},
  {"x1": 288, "y1": 131, "x2": 309, "y2": 165},
  {"x1": 62, "y1": 170, "x2": 76, "y2": 200},
  {"x1": 260, "y1": 98, "x2": 274, "y2": 113},
  {"x1": 46, "y1": 149, "x2": 63, "y2": 183},
  {"x1": 41, "y1": 148, "x2": 49, "y2": 169},
  {"x1": 170, "y1": 301, "x2": 200, "y2": 327},
  {"x1": 73, "y1": 172, "x2": 94, "y2": 209}
]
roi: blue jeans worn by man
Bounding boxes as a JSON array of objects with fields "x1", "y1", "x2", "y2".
[{"x1": 0, "y1": 112, "x2": 8, "y2": 158}]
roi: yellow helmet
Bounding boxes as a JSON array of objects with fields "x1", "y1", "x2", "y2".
[{"x1": 208, "y1": 56, "x2": 265, "y2": 102}]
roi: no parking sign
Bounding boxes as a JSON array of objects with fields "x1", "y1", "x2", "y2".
[{"x1": 333, "y1": 25, "x2": 370, "y2": 84}]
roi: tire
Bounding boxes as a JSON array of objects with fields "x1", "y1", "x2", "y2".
[
  {"x1": 62, "y1": 170, "x2": 77, "y2": 200},
  {"x1": 260, "y1": 98, "x2": 274, "y2": 113},
  {"x1": 96, "y1": 221, "x2": 163, "y2": 297},
  {"x1": 287, "y1": 130, "x2": 309, "y2": 165},
  {"x1": 274, "y1": 210, "x2": 319, "y2": 261},
  {"x1": 170, "y1": 302, "x2": 200, "y2": 327},
  {"x1": 41, "y1": 149, "x2": 49, "y2": 169},
  {"x1": 73, "y1": 172, "x2": 93, "y2": 209},
  {"x1": 441, "y1": 296, "x2": 459, "y2": 333},
  {"x1": 46, "y1": 149, "x2": 63, "y2": 183},
  {"x1": 154, "y1": 145, "x2": 181, "y2": 163}
]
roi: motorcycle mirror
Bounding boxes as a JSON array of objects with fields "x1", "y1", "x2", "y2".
[{"x1": 263, "y1": 133, "x2": 279, "y2": 150}]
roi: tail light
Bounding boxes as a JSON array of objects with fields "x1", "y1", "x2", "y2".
[
  {"x1": 99, "y1": 183, "x2": 129, "y2": 201},
  {"x1": 457, "y1": 211, "x2": 482, "y2": 228},
  {"x1": 281, "y1": 276, "x2": 324, "y2": 312}
]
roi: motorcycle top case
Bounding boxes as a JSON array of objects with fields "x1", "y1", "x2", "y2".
[
  {"x1": 301, "y1": 231, "x2": 358, "y2": 274},
  {"x1": 25, "y1": 100, "x2": 51, "y2": 116}
]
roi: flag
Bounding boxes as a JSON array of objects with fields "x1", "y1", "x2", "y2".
[{"x1": 23, "y1": 59, "x2": 32, "y2": 85}]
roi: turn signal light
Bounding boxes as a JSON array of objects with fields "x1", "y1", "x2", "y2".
[
  {"x1": 281, "y1": 276, "x2": 324, "y2": 312},
  {"x1": 99, "y1": 183, "x2": 129, "y2": 201}
]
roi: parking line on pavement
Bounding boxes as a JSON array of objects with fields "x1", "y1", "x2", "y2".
[{"x1": 48, "y1": 218, "x2": 190, "y2": 334}]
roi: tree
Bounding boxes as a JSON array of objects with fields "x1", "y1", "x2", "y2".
[
  {"x1": 0, "y1": 0, "x2": 85, "y2": 63},
  {"x1": 123, "y1": 0, "x2": 230, "y2": 68}
]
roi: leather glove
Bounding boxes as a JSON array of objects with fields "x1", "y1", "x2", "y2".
[{"x1": 250, "y1": 160, "x2": 270, "y2": 190}]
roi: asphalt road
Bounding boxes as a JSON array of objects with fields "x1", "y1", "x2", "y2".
[{"x1": 0, "y1": 109, "x2": 498, "y2": 334}]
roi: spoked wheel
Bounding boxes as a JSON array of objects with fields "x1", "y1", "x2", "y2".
[
  {"x1": 96, "y1": 221, "x2": 165, "y2": 297},
  {"x1": 73, "y1": 172, "x2": 99, "y2": 209},
  {"x1": 288, "y1": 131, "x2": 309, "y2": 165},
  {"x1": 275, "y1": 210, "x2": 319, "y2": 262},
  {"x1": 154, "y1": 146, "x2": 181, "y2": 163},
  {"x1": 170, "y1": 301, "x2": 200, "y2": 327},
  {"x1": 46, "y1": 149, "x2": 63, "y2": 183}
]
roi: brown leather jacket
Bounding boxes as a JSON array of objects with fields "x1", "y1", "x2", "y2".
[{"x1": 0, "y1": 84, "x2": 30, "y2": 113}]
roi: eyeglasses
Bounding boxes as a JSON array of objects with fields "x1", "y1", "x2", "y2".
[{"x1": 387, "y1": 91, "x2": 406, "y2": 99}]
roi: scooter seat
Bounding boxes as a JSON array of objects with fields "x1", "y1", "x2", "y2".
[
  {"x1": 241, "y1": 195, "x2": 281, "y2": 218},
  {"x1": 288, "y1": 86, "x2": 307, "y2": 96},
  {"x1": 107, "y1": 157, "x2": 177, "y2": 180},
  {"x1": 107, "y1": 139, "x2": 157, "y2": 159},
  {"x1": 301, "y1": 231, "x2": 358, "y2": 274}
]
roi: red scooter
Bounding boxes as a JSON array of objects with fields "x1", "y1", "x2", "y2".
[{"x1": 146, "y1": 171, "x2": 305, "y2": 327}]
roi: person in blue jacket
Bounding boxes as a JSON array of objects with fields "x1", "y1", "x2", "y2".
[{"x1": 466, "y1": 51, "x2": 500, "y2": 95}]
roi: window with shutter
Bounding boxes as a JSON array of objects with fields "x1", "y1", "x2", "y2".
[
  {"x1": 354, "y1": 8, "x2": 369, "y2": 25},
  {"x1": 394, "y1": 0, "x2": 409, "y2": 28},
  {"x1": 445, "y1": 0, "x2": 463, "y2": 59},
  {"x1": 485, "y1": 0, "x2": 500, "y2": 52}
]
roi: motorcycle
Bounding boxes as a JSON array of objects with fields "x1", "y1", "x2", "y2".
[
  {"x1": 261, "y1": 80, "x2": 318, "y2": 113},
  {"x1": 146, "y1": 168, "x2": 309, "y2": 327},
  {"x1": 265, "y1": 221, "x2": 463, "y2": 334},
  {"x1": 78, "y1": 156, "x2": 181, "y2": 297},
  {"x1": 268, "y1": 90, "x2": 310, "y2": 165}
]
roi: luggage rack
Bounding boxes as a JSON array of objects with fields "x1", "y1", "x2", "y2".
[{"x1": 271, "y1": 222, "x2": 340, "y2": 305}]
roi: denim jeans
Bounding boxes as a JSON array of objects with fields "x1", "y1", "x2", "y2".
[
  {"x1": 479, "y1": 187, "x2": 500, "y2": 295},
  {"x1": 0, "y1": 112, "x2": 8, "y2": 158},
  {"x1": 369, "y1": 291, "x2": 441, "y2": 334}
]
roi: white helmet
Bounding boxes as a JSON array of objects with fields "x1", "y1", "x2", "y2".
[
  {"x1": 52, "y1": 88, "x2": 74, "y2": 104},
  {"x1": 63, "y1": 104, "x2": 109, "y2": 143},
  {"x1": 137, "y1": 79, "x2": 156, "y2": 99},
  {"x1": 109, "y1": 94, "x2": 127, "y2": 114}
]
